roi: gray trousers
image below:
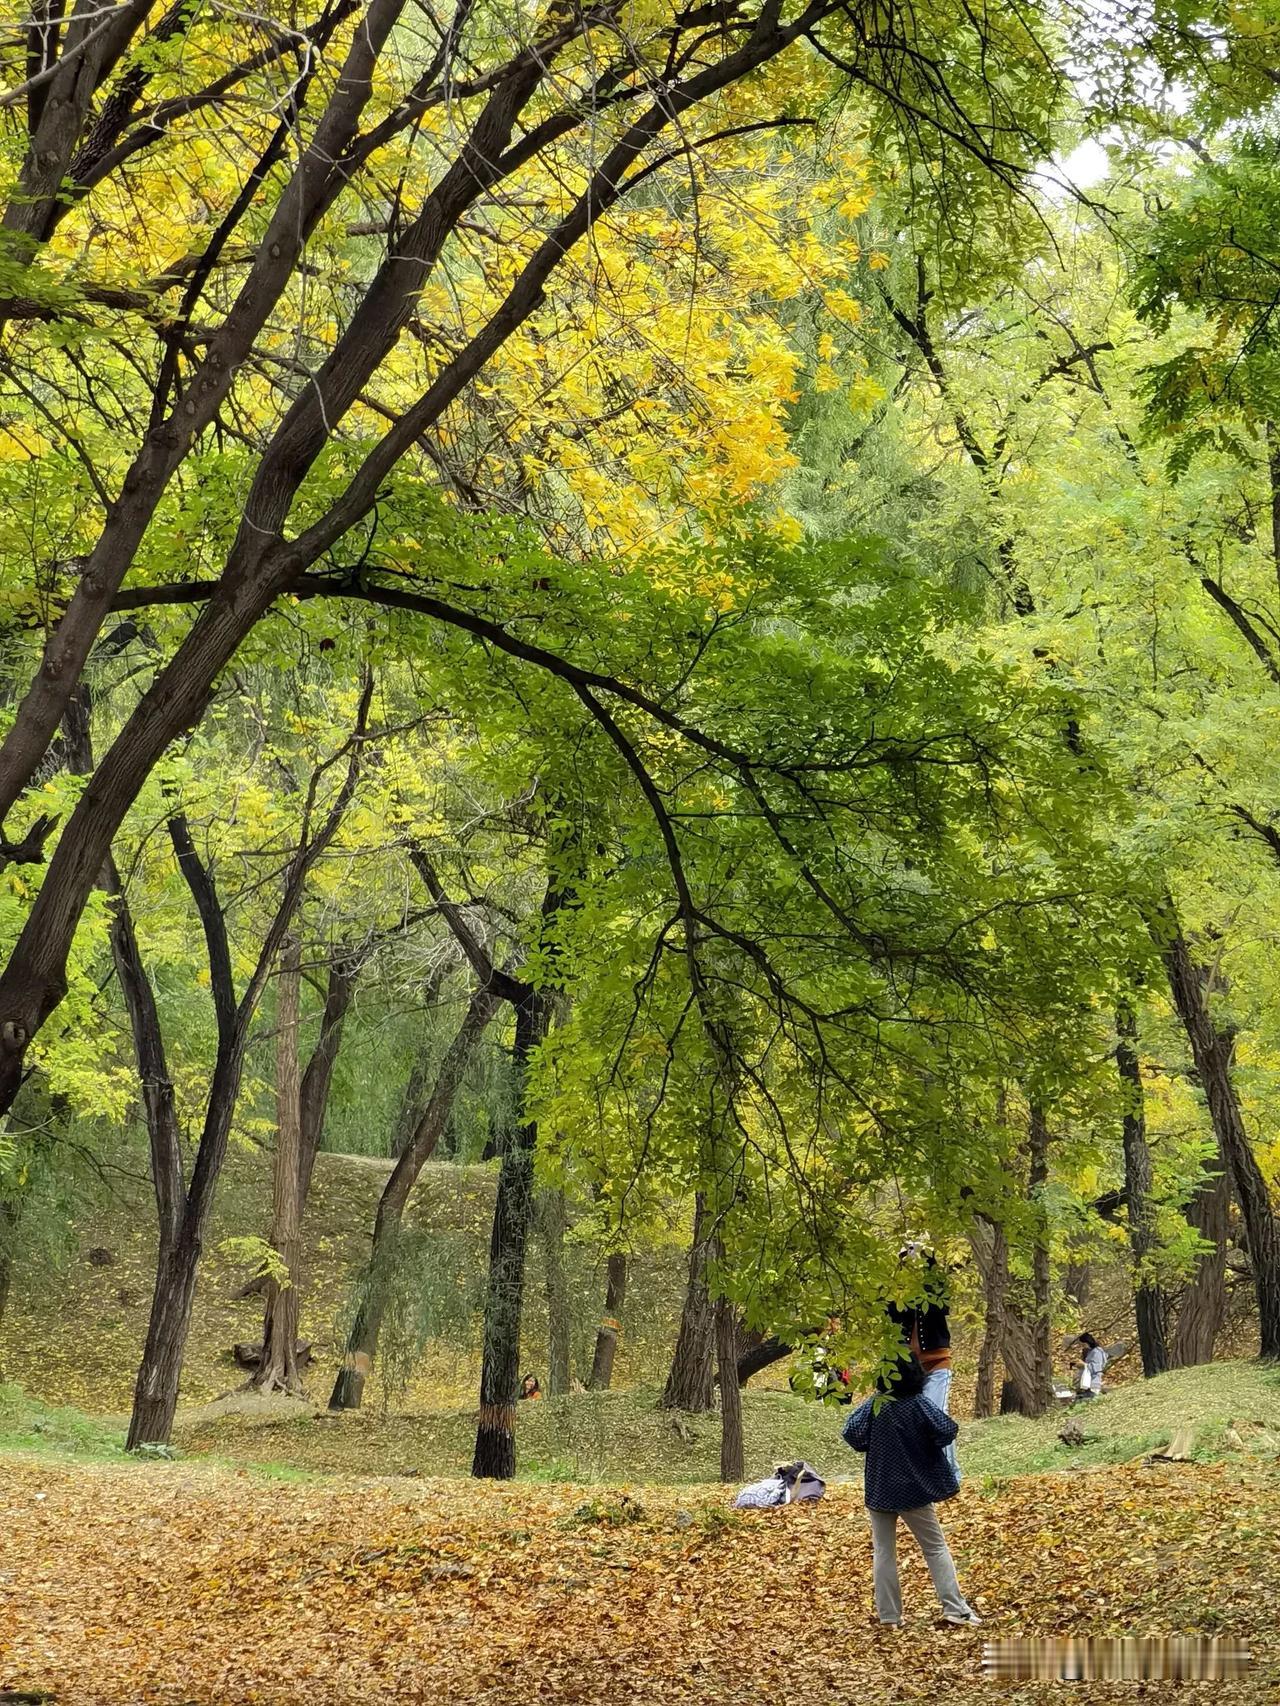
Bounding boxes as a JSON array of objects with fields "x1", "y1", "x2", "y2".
[{"x1": 868, "y1": 1504, "x2": 972, "y2": 1624}]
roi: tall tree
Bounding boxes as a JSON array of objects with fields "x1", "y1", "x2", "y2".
[
  {"x1": 1155, "y1": 901, "x2": 1280, "y2": 1358},
  {"x1": 0, "y1": 0, "x2": 1070, "y2": 1121},
  {"x1": 1116, "y1": 1002, "x2": 1170, "y2": 1377},
  {"x1": 255, "y1": 935, "x2": 305, "y2": 1395}
]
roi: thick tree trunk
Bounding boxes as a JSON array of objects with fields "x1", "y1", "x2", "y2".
[
  {"x1": 716, "y1": 1285, "x2": 744, "y2": 1482},
  {"x1": 971, "y1": 1216, "x2": 1008, "y2": 1419},
  {"x1": 539, "y1": 1187, "x2": 572, "y2": 1395},
  {"x1": 330, "y1": 983, "x2": 501, "y2": 1410},
  {"x1": 660, "y1": 1193, "x2": 716, "y2": 1412},
  {"x1": 472, "y1": 987, "x2": 552, "y2": 1479},
  {"x1": 1117, "y1": 1003, "x2": 1170, "y2": 1377},
  {"x1": 297, "y1": 950, "x2": 359, "y2": 1200},
  {"x1": 1157, "y1": 902, "x2": 1280, "y2": 1359},
  {"x1": 1028, "y1": 1102, "x2": 1054, "y2": 1401},
  {"x1": 126, "y1": 1225, "x2": 203, "y2": 1448},
  {"x1": 255, "y1": 936, "x2": 305, "y2": 1395},
  {"x1": 589, "y1": 1252, "x2": 627, "y2": 1391},
  {"x1": 1172, "y1": 1159, "x2": 1231, "y2": 1367},
  {"x1": 998, "y1": 1303, "x2": 1045, "y2": 1416}
]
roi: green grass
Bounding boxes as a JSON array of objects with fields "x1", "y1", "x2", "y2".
[
  {"x1": 0, "y1": 1146, "x2": 690, "y2": 1416},
  {"x1": 958, "y1": 1358, "x2": 1280, "y2": 1479},
  {"x1": 5, "y1": 1359, "x2": 1280, "y2": 1490},
  {"x1": 165, "y1": 1358, "x2": 1280, "y2": 1486},
  {"x1": 170, "y1": 1385, "x2": 845, "y2": 1483},
  {"x1": 0, "y1": 1381, "x2": 124, "y2": 1458}
]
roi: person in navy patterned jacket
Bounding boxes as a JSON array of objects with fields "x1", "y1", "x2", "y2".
[{"x1": 843, "y1": 1354, "x2": 980, "y2": 1629}]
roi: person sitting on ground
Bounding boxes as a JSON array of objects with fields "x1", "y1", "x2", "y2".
[
  {"x1": 518, "y1": 1373, "x2": 542, "y2": 1401},
  {"x1": 1072, "y1": 1334, "x2": 1110, "y2": 1399},
  {"x1": 842, "y1": 1353, "x2": 980, "y2": 1631}
]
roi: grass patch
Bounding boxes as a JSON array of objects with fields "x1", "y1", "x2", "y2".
[
  {"x1": 165, "y1": 1360, "x2": 1280, "y2": 1489},
  {"x1": 0, "y1": 1382, "x2": 123, "y2": 1458},
  {"x1": 0, "y1": 1148, "x2": 691, "y2": 1416},
  {"x1": 173, "y1": 1386, "x2": 845, "y2": 1484},
  {"x1": 958, "y1": 1359, "x2": 1280, "y2": 1477}
]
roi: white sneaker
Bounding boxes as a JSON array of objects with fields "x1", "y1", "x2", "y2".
[{"x1": 946, "y1": 1611, "x2": 982, "y2": 1626}]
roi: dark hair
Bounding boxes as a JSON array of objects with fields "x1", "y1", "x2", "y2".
[
  {"x1": 1078, "y1": 1333, "x2": 1098, "y2": 1351},
  {"x1": 876, "y1": 1352, "x2": 927, "y2": 1398}
]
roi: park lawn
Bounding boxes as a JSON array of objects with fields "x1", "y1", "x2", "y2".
[
  {"x1": 0, "y1": 1148, "x2": 691, "y2": 1417},
  {"x1": 4, "y1": 1360, "x2": 1278, "y2": 1487},
  {"x1": 0, "y1": 1448, "x2": 1276, "y2": 1705},
  {"x1": 164, "y1": 1359, "x2": 1280, "y2": 1485}
]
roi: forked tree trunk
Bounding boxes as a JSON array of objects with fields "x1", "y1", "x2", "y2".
[
  {"x1": 1116, "y1": 1002, "x2": 1170, "y2": 1377},
  {"x1": 660, "y1": 1193, "x2": 716, "y2": 1412},
  {"x1": 255, "y1": 936, "x2": 305, "y2": 1395},
  {"x1": 472, "y1": 986, "x2": 552, "y2": 1479},
  {"x1": 330, "y1": 982, "x2": 500, "y2": 1410},
  {"x1": 716, "y1": 1283, "x2": 744, "y2": 1483},
  {"x1": 128, "y1": 685, "x2": 370, "y2": 1438},
  {"x1": 589, "y1": 1252, "x2": 627, "y2": 1391},
  {"x1": 1172, "y1": 1159, "x2": 1231, "y2": 1367},
  {"x1": 971, "y1": 1216, "x2": 1008, "y2": 1419},
  {"x1": 539, "y1": 1187, "x2": 572, "y2": 1395},
  {"x1": 1158, "y1": 903, "x2": 1280, "y2": 1358}
]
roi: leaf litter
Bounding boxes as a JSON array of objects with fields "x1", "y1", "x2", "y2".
[{"x1": 0, "y1": 1455, "x2": 1276, "y2": 1704}]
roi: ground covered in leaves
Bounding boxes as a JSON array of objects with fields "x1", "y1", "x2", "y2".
[{"x1": 1, "y1": 1452, "x2": 1276, "y2": 1705}]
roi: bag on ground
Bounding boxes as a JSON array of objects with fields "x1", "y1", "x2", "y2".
[
  {"x1": 734, "y1": 1475, "x2": 788, "y2": 1509},
  {"x1": 778, "y1": 1460, "x2": 825, "y2": 1502},
  {"x1": 734, "y1": 1461, "x2": 826, "y2": 1508}
]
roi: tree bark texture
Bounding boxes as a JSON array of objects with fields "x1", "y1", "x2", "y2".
[
  {"x1": 588, "y1": 1253, "x2": 628, "y2": 1391},
  {"x1": 971, "y1": 1216, "x2": 1008, "y2": 1419},
  {"x1": 1028, "y1": 1102, "x2": 1055, "y2": 1404},
  {"x1": 538, "y1": 1187, "x2": 572, "y2": 1396},
  {"x1": 297, "y1": 949, "x2": 360, "y2": 1200},
  {"x1": 715, "y1": 1283, "x2": 744, "y2": 1483},
  {"x1": 736, "y1": 1331, "x2": 794, "y2": 1389},
  {"x1": 660, "y1": 1193, "x2": 716, "y2": 1412},
  {"x1": 472, "y1": 986, "x2": 552, "y2": 1479},
  {"x1": 1172, "y1": 1162, "x2": 1232, "y2": 1367},
  {"x1": 1116, "y1": 1002, "x2": 1170, "y2": 1377},
  {"x1": 255, "y1": 935, "x2": 305, "y2": 1395}
]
